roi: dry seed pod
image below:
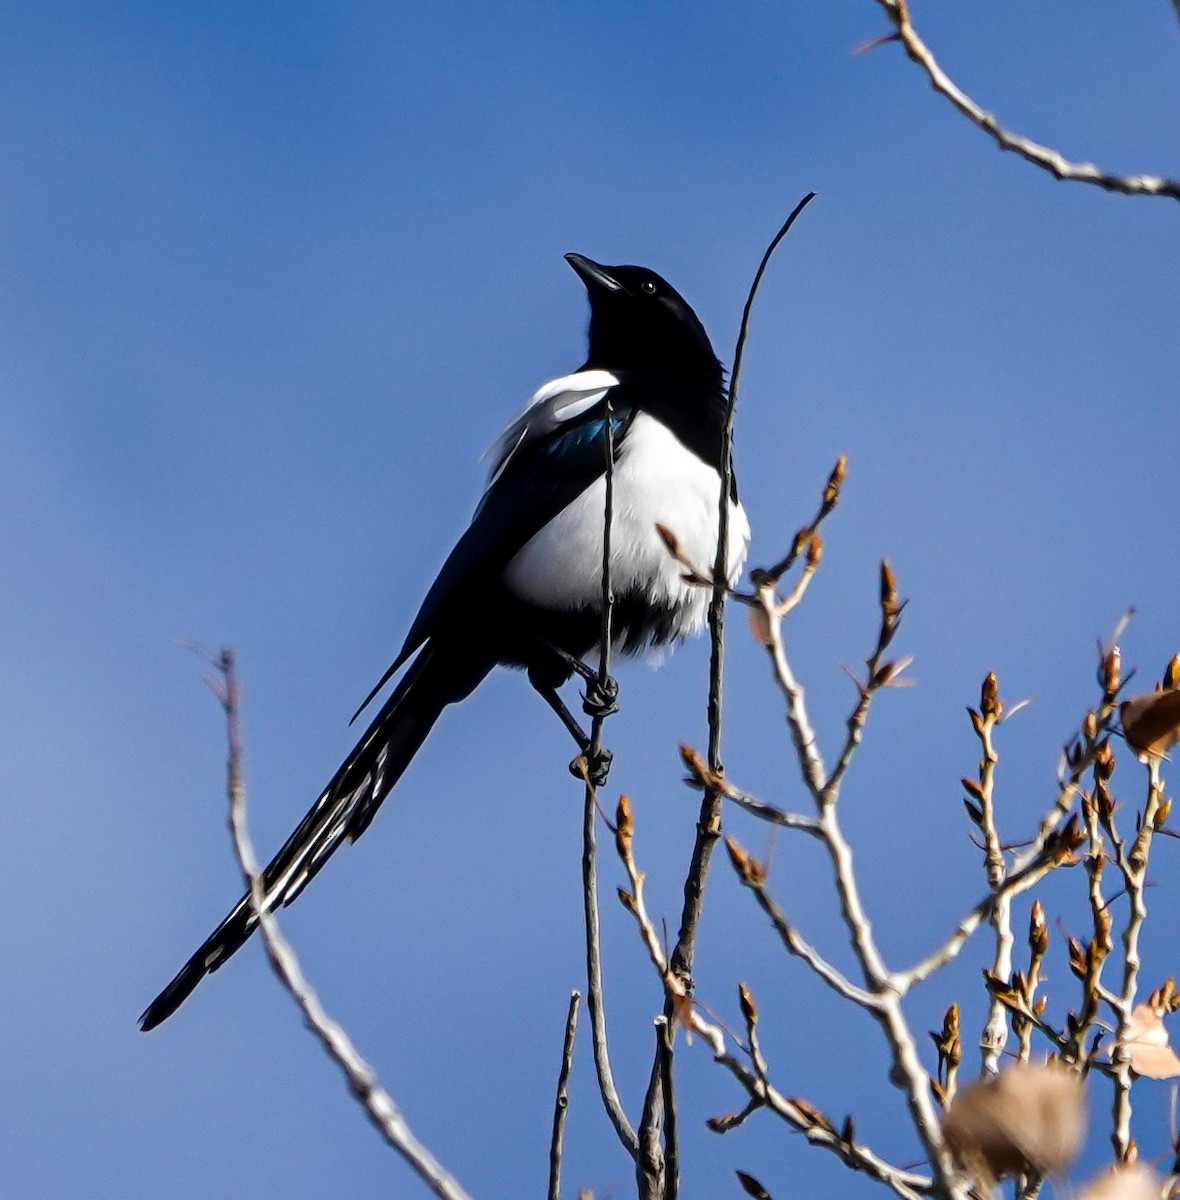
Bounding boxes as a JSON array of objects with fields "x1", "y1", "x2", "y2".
[
  {"x1": 1116, "y1": 1004, "x2": 1180, "y2": 1080},
  {"x1": 1078, "y1": 1163, "x2": 1162, "y2": 1200},
  {"x1": 1120, "y1": 689, "x2": 1180, "y2": 760},
  {"x1": 942, "y1": 1063, "x2": 1086, "y2": 1181}
]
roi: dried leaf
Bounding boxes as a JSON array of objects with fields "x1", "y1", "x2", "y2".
[
  {"x1": 1117, "y1": 1004, "x2": 1180, "y2": 1079},
  {"x1": 942, "y1": 1063, "x2": 1086, "y2": 1181},
  {"x1": 1079, "y1": 1163, "x2": 1162, "y2": 1200},
  {"x1": 1121, "y1": 689, "x2": 1180, "y2": 759}
]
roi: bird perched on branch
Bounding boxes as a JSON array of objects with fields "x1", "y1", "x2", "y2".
[{"x1": 140, "y1": 252, "x2": 749, "y2": 1030}]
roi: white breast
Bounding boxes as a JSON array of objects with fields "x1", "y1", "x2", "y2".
[{"x1": 502, "y1": 413, "x2": 750, "y2": 639}]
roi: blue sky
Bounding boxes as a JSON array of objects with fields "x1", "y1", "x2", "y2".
[{"x1": 3, "y1": 3, "x2": 1179, "y2": 1197}]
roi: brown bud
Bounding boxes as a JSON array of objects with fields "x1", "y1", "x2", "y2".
[
  {"x1": 738, "y1": 982, "x2": 758, "y2": 1028},
  {"x1": 1103, "y1": 647, "x2": 1122, "y2": 695},
  {"x1": 1163, "y1": 978, "x2": 1178, "y2": 1011},
  {"x1": 789, "y1": 1097, "x2": 834, "y2": 1133},
  {"x1": 1068, "y1": 937, "x2": 1087, "y2": 979},
  {"x1": 962, "y1": 777, "x2": 986, "y2": 803},
  {"x1": 968, "y1": 708, "x2": 985, "y2": 737},
  {"x1": 1094, "y1": 742, "x2": 1116, "y2": 780},
  {"x1": 1029, "y1": 900, "x2": 1048, "y2": 954},
  {"x1": 679, "y1": 743, "x2": 708, "y2": 787},
  {"x1": 617, "y1": 887, "x2": 636, "y2": 913},
  {"x1": 944, "y1": 1003, "x2": 961, "y2": 1038},
  {"x1": 1094, "y1": 781, "x2": 1114, "y2": 825},
  {"x1": 879, "y1": 559, "x2": 899, "y2": 619},
  {"x1": 821, "y1": 456, "x2": 847, "y2": 509},
  {"x1": 1084, "y1": 711, "x2": 1098, "y2": 740},
  {"x1": 614, "y1": 795, "x2": 633, "y2": 861},
  {"x1": 981, "y1": 672, "x2": 1001, "y2": 720},
  {"x1": 1157, "y1": 797, "x2": 1172, "y2": 827},
  {"x1": 1165, "y1": 654, "x2": 1180, "y2": 691},
  {"x1": 616, "y1": 794, "x2": 633, "y2": 836},
  {"x1": 726, "y1": 837, "x2": 766, "y2": 885},
  {"x1": 735, "y1": 1170, "x2": 772, "y2": 1200},
  {"x1": 806, "y1": 531, "x2": 824, "y2": 569}
]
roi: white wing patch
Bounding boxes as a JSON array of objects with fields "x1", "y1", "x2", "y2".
[
  {"x1": 503, "y1": 413, "x2": 750, "y2": 640},
  {"x1": 484, "y1": 369, "x2": 619, "y2": 484}
]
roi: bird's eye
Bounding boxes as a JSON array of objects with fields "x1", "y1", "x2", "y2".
[{"x1": 641, "y1": 279, "x2": 658, "y2": 295}]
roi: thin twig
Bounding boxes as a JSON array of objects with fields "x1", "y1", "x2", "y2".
[
  {"x1": 1108, "y1": 755, "x2": 1166, "y2": 1158},
  {"x1": 969, "y1": 678, "x2": 1014, "y2": 1074},
  {"x1": 869, "y1": 0, "x2": 1180, "y2": 202},
  {"x1": 727, "y1": 842, "x2": 880, "y2": 1007},
  {"x1": 580, "y1": 400, "x2": 639, "y2": 1158},
  {"x1": 613, "y1": 798, "x2": 933, "y2": 1199},
  {"x1": 548, "y1": 991, "x2": 581, "y2": 1200},
  {"x1": 209, "y1": 649, "x2": 474, "y2": 1200},
  {"x1": 640, "y1": 197, "x2": 817, "y2": 1195},
  {"x1": 656, "y1": 1019, "x2": 678, "y2": 1200},
  {"x1": 897, "y1": 823, "x2": 1082, "y2": 990},
  {"x1": 670, "y1": 192, "x2": 818, "y2": 981},
  {"x1": 678, "y1": 745, "x2": 821, "y2": 838},
  {"x1": 749, "y1": 579, "x2": 966, "y2": 1195}
]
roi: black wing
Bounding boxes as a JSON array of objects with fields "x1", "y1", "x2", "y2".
[{"x1": 351, "y1": 393, "x2": 633, "y2": 721}]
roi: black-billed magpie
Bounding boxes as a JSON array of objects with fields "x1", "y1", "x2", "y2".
[{"x1": 140, "y1": 253, "x2": 749, "y2": 1031}]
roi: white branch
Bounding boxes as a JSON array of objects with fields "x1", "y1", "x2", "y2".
[
  {"x1": 213, "y1": 651, "x2": 475, "y2": 1200},
  {"x1": 870, "y1": 0, "x2": 1180, "y2": 202}
]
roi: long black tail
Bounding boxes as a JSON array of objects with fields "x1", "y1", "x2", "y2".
[{"x1": 140, "y1": 642, "x2": 491, "y2": 1031}]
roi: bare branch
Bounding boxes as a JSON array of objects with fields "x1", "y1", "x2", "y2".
[
  {"x1": 868, "y1": 0, "x2": 1180, "y2": 202},
  {"x1": 1107, "y1": 755, "x2": 1167, "y2": 1158},
  {"x1": 725, "y1": 840, "x2": 880, "y2": 1008},
  {"x1": 210, "y1": 649, "x2": 474, "y2": 1200},
  {"x1": 577, "y1": 401, "x2": 640, "y2": 1159},
  {"x1": 547, "y1": 991, "x2": 581, "y2": 1200},
  {"x1": 642, "y1": 198, "x2": 817, "y2": 1195},
  {"x1": 898, "y1": 818, "x2": 1083, "y2": 991},
  {"x1": 612, "y1": 797, "x2": 934, "y2": 1199},
  {"x1": 678, "y1": 745, "x2": 821, "y2": 838}
]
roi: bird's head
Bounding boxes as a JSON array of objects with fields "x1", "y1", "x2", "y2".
[{"x1": 565, "y1": 253, "x2": 721, "y2": 380}]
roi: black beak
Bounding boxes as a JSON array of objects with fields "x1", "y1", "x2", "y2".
[{"x1": 565, "y1": 252, "x2": 627, "y2": 295}]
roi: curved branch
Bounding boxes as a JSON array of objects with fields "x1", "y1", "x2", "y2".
[
  {"x1": 870, "y1": 0, "x2": 1180, "y2": 202},
  {"x1": 211, "y1": 649, "x2": 474, "y2": 1200}
]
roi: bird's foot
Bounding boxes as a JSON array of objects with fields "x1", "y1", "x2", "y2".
[
  {"x1": 569, "y1": 746, "x2": 613, "y2": 789},
  {"x1": 582, "y1": 674, "x2": 620, "y2": 720}
]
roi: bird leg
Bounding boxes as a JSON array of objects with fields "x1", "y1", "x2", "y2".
[
  {"x1": 581, "y1": 673, "x2": 619, "y2": 721},
  {"x1": 528, "y1": 669, "x2": 614, "y2": 788},
  {"x1": 531, "y1": 637, "x2": 620, "y2": 720}
]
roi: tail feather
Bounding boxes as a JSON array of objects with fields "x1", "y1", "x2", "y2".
[{"x1": 140, "y1": 643, "x2": 490, "y2": 1031}]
